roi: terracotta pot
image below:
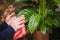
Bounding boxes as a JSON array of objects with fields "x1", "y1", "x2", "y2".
[{"x1": 33, "y1": 30, "x2": 49, "y2": 40}]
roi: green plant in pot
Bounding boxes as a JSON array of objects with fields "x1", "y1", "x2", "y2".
[{"x1": 13, "y1": 0, "x2": 60, "y2": 40}]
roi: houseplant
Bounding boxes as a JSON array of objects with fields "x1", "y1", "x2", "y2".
[
  {"x1": 14, "y1": 0, "x2": 60, "y2": 40},
  {"x1": 0, "y1": 0, "x2": 60, "y2": 40}
]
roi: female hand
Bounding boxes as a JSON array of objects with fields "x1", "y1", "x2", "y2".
[
  {"x1": 5, "y1": 5, "x2": 27, "y2": 39},
  {"x1": 5, "y1": 5, "x2": 25, "y2": 31},
  {"x1": 6, "y1": 13, "x2": 25, "y2": 31},
  {"x1": 10, "y1": 15, "x2": 25, "y2": 31}
]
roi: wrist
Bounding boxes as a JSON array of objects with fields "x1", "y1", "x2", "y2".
[{"x1": 10, "y1": 24, "x2": 16, "y2": 32}]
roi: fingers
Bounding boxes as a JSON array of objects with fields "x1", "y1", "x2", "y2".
[
  {"x1": 20, "y1": 15, "x2": 25, "y2": 20},
  {"x1": 16, "y1": 15, "x2": 25, "y2": 28},
  {"x1": 17, "y1": 24, "x2": 25, "y2": 29},
  {"x1": 18, "y1": 20, "x2": 25, "y2": 25},
  {"x1": 15, "y1": 15, "x2": 25, "y2": 23},
  {"x1": 19, "y1": 15, "x2": 25, "y2": 19},
  {"x1": 17, "y1": 15, "x2": 25, "y2": 21},
  {"x1": 6, "y1": 12, "x2": 16, "y2": 21},
  {"x1": 11, "y1": 16, "x2": 16, "y2": 20},
  {"x1": 6, "y1": 12, "x2": 15, "y2": 20},
  {"x1": 9, "y1": 12, "x2": 15, "y2": 17}
]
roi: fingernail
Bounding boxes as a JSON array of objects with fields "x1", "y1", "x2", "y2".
[{"x1": 22, "y1": 15, "x2": 24, "y2": 17}]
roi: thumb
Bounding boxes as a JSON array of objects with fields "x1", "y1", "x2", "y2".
[{"x1": 9, "y1": 12, "x2": 15, "y2": 17}]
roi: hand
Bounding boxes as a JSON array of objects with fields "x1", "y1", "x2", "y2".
[
  {"x1": 4, "y1": 5, "x2": 15, "y2": 25},
  {"x1": 5, "y1": 5, "x2": 27, "y2": 39},
  {"x1": 10, "y1": 15, "x2": 25, "y2": 31},
  {"x1": 6, "y1": 13, "x2": 25, "y2": 31},
  {"x1": 5, "y1": 5, "x2": 25, "y2": 31},
  {"x1": 6, "y1": 12, "x2": 16, "y2": 25}
]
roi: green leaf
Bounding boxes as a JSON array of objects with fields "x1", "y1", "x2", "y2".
[
  {"x1": 28, "y1": 14, "x2": 41, "y2": 34},
  {"x1": 45, "y1": 17, "x2": 53, "y2": 26},
  {"x1": 40, "y1": 24, "x2": 46, "y2": 35},
  {"x1": 47, "y1": 10, "x2": 54, "y2": 15},
  {"x1": 54, "y1": 12, "x2": 60, "y2": 20},
  {"x1": 46, "y1": 27, "x2": 52, "y2": 33},
  {"x1": 55, "y1": 0, "x2": 60, "y2": 4},
  {"x1": 16, "y1": 7, "x2": 37, "y2": 22},
  {"x1": 14, "y1": 0, "x2": 28, "y2": 3},
  {"x1": 52, "y1": 18, "x2": 59, "y2": 27},
  {"x1": 54, "y1": 0, "x2": 60, "y2": 8},
  {"x1": 46, "y1": 0, "x2": 58, "y2": 10},
  {"x1": 45, "y1": 15, "x2": 59, "y2": 27}
]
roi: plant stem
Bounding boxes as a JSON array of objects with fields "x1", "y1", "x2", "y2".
[
  {"x1": 39, "y1": 0, "x2": 46, "y2": 15},
  {"x1": 39, "y1": 0, "x2": 40, "y2": 14}
]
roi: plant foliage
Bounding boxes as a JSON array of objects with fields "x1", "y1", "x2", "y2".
[{"x1": 0, "y1": 0, "x2": 60, "y2": 35}]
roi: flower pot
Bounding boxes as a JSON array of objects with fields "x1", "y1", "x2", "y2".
[{"x1": 33, "y1": 30, "x2": 49, "y2": 40}]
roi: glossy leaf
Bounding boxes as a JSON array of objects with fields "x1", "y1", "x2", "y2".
[
  {"x1": 46, "y1": 27, "x2": 52, "y2": 33},
  {"x1": 47, "y1": 10, "x2": 54, "y2": 15},
  {"x1": 45, "y1": 17, "x2": 53, "y2": 26},
  {"x1": 55, "y1": 0, "x2": 60, "y2": 4},
  {"x1": 52, "y1": 18, "x2": 59, "y2": 27},
  {"x1": 28, "y1": 14, "x2": 41, "y2": 34},
  {"x1": 40, "y1": 24, "x2": 46, "y2": 35},
  {"x1": 54, "y1": 12, "x2": 60, "y2": 21},
  {"x1": 46, "y1": 0, "x2": 58, "y2": 10},
  {"x1": 54, "y1": 0, "x2": 60, "y2": 7},
  {"x1": 45, "y1": 15, "x2": 59, "y2": 27},
  {"x1": 16, "y1": 7, "x2": 37, "y2": 22}
]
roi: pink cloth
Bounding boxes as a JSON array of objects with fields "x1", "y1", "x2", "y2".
[{"x1": 13, "y1": 26, "x2": 26, "y2": 40}]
